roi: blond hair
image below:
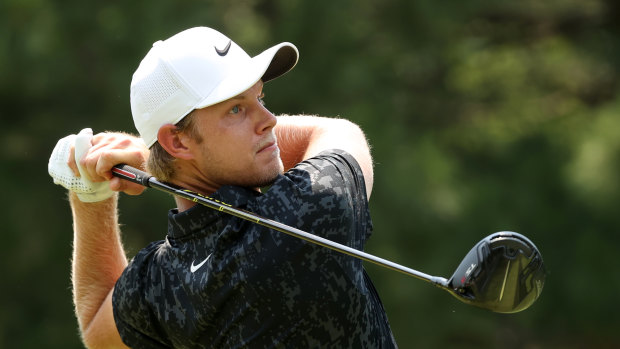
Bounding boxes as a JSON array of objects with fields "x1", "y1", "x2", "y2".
[{"x1": 146, "y1": 111, "x2": 203, "y2": 181}]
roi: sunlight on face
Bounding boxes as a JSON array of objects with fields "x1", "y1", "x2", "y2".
[{"x1": 190, "y1": 81, "x2": 284, "y2": 189}]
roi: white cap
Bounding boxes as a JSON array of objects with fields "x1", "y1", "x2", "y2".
[{"x1": 130, "y1": 27, "x2": 299, "y2": 147}]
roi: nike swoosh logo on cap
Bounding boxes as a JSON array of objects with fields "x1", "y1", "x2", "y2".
[
  {"x1": 215, "y1": 40, "x2": 232, "y2": 56},
  {"x1": 190, "y1": 254, "x2": 212, "y2": 273}
]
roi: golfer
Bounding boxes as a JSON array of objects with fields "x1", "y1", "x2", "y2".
[{"x1": 49, "y1": 27, "x2": 397, "y2": 348}]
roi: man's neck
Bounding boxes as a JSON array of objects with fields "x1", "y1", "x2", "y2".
[{"x1": 175, "y1": 196, "x2": 198, "y2": 212}]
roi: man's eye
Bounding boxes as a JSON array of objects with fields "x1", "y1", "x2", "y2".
[
  {"x1": 258, "y1": 94, "x2": 266, "y2": 106},
  {"x1": 229, "y1": 105, "x2": 240, "y2": 114}
]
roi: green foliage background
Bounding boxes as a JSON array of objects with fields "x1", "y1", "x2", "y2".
[{"x1": 2, "y1": 0, "x2": 619, "y2": 347}]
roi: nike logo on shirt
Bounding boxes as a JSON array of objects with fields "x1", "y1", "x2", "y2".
[{"x1": 190, "y1": 254, "x2": 212, "y2": 273}]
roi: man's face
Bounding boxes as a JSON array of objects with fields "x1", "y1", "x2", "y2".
[{"x1": 188, "y1": 81, "x2": 283, "y2": 189}]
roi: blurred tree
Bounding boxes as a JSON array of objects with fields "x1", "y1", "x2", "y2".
[{"x1": 2, "y1": 0, "x2": 619, "y2": 347}]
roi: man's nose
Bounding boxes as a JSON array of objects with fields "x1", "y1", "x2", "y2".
[{"x1": 255, "y1": 103, "x2": 277, "y2": 134}]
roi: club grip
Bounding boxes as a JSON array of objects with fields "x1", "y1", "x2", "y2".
[{"x1": 112, "y1": 164, "x2": 152, "y2": 187}]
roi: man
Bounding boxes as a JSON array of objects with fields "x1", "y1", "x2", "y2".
[{"x1": 49, "y1": 27, "x2": 397, "y2": 348}]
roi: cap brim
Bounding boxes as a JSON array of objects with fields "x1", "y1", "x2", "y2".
[
  {"x1": 195, "y1": 42, "x2": 298, "y2": 110},
  {"x1": 261, "y1": 43, "x2": 298, "y2": 82}
]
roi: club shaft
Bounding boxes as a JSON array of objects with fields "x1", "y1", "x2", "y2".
[{"x1": 112, "y1": 164, "x2": 449, "y2": 288}]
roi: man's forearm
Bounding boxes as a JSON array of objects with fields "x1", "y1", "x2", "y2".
[
  {"x1": 274, "y1": 115, "x2": 315, "y2": 171},
  {"x1": 70, "y1": 192, "x2": 127, "y2": 334},
  {"x1": 275, "y1": 114, "x2": 374, "y2": 196}
]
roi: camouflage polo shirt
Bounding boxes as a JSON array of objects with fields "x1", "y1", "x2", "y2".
[{"x1": 112, "y1": 150, "x2": 397, "y2": 348}]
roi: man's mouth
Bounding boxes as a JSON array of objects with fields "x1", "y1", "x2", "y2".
[{"x1": 257, "y1": 140, "x2": 278, "y2": 154}]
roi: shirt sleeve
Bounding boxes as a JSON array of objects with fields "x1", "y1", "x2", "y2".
[
  {"x1": 112, "y1": 241, "x2": 171, "y2": 349},
  {"x1": 260, "y1": 149, "x2": 373, "y2": 250}
]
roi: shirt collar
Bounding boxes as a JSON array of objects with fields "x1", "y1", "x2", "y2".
[{"x1": 166, "y1": 184, "x2": 261, "y2": 240}]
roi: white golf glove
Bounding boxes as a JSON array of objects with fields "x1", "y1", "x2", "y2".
[{"x1": 48, "y1": 128, "x2": 115, "y2": 202}]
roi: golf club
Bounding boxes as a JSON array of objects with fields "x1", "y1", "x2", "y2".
[{"x1": 112, "y1": 164, "x2": 545, "y2": 313}]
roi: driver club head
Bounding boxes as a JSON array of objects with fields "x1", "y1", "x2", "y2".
[{"x1": 446, "y1": 231, "x2": 545, "y2": 313}]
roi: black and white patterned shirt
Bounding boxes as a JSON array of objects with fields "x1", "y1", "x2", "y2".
[{"x1": 113, "y1": 150, "x2": 397, "y2": 348}]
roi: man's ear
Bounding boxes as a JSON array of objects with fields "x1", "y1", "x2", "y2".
[{"x1": 157, "y1": 124, "x2": 195, "y2": 160}]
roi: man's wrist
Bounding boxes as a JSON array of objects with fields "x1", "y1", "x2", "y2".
[{"x1": 69, "y1": 191, "x2": 119, "y2": 207}]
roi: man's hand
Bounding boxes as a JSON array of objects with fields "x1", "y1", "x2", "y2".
[{"x1": 49, "y1": 128, "x2": 150, "y2": 200}]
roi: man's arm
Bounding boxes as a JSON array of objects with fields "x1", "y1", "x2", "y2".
[
  {"x1": 275, "y1": 115, "x2": 374, "y2": 198},
  {"x1": 66, "y1": 132, "x2": 149, "y2": 348},
  {"x1": 70, "y1": 193, "x2": 129, "y2": 349}
]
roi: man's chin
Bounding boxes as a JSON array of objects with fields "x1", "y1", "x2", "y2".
[
  {"x1": 241, "y1": 162, "x2": 283, "y2": 188},
  {"x1": 254, "y1": 167, "x2": 283, "y2": 188}
]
